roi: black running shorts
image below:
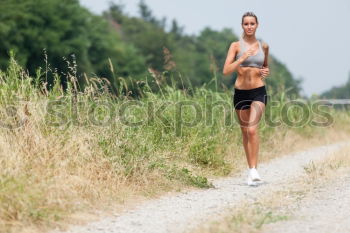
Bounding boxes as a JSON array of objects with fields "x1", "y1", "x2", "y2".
[{"x1": 233, "y1": 85, "x2": 268, "y2": 110}]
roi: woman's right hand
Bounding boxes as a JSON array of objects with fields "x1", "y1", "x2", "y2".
[{"x1": 240, "y1": 47, "x2": 256, "y2": 62}]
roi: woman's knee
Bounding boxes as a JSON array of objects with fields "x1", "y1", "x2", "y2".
[
  {"x1": 247, "y1": 127, "x2": 258, "y2": 137},
  {"x1": 242, "y1": 131, "x2": 249, "y2": 141}
]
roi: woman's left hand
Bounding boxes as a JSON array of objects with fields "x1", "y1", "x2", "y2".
[{"x1": 260, "y1": 66, "x2": 270, "y2": 80}]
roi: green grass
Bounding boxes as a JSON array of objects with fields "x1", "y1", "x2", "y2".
[{"x1": 0, "y1": 57, "x2": 349, "y2": 232}]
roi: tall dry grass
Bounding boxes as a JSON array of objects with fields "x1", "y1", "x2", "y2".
[{"x1": 0, "y1": 56, "x2": 349, "y2": 233}]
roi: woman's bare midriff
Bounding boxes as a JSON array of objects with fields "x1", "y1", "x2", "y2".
[{"x1": 234, "y1": 66, "x2": 265, "y2": 90}]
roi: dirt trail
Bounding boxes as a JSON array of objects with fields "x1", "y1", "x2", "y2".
[
  {"x1": 51, "y1": 140, "x2": 350, "y2": 233},
  {"x1": 262, "y1": 173, "x2": 350, "y2": 233}
]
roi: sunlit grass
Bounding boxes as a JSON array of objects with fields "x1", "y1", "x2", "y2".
[{"x1": 0, "y1": 57, "x2": 349, "y2": 233}]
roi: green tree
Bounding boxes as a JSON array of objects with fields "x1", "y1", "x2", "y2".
[
  {"x1": 0, "y1": 0, "x2": 146, "y2": 90},
  {"x1": 106, "y1": 2, "x2": 172, "y2": 71},
  {"x1": 321, "y1": 72, "x2": 350, "y2": 98}
]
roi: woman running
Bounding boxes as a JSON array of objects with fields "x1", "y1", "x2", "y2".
[{"x1": 223, "y1": 12, "x2": 270, "y2": 186}]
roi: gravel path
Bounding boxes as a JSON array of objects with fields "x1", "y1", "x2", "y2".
[
  {"x1": 51, "y1": 140, "x2": 350, "y2": 233},
  {"x1": 262, "y1": 172, "x2": 350, "y2": 233}
]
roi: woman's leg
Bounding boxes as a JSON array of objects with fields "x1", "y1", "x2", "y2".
[
  {"x1": 246, "y1": 101, "x2": 265, "y2": 168},
  {"x1": 235, "y1": 108, "x2": 252, "y2": 167}
]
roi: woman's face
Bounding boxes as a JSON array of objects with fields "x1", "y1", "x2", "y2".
[{"x1": 242, "y1": 16, "x2": 258, "y2": 36}]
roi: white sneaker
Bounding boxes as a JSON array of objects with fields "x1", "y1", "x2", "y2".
[
  {"x1": 247, "y1": 174, "x2": 258, "y2": 186},
  {"x1": 249, "y1": 168, "x2": 262, "y2": 182}
]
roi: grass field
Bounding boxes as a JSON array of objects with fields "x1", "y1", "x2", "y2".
[{"x1": 1, "y1": 58, "x2": 350, "y2": 233}]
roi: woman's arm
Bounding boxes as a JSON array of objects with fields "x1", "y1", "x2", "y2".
[
  {"x1": 222, "y1": 42, "x2": 244, "y2": 76},
  {"x1": 262, "y1": 42, "x2": 269, "y2": 67},
  {"x1": 260, "y1": 42, "x2": 270, "y2": 79}
]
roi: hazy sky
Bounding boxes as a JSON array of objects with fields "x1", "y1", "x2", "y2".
[{"x1": 80, "y1": 0, "x2": 350, "y2": 97}]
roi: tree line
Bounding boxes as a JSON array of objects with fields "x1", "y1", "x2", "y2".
[
  {"x1": 0, "y1": 0, "x2": 302, "y2": 97},
  {"x1": 320, "y1": 72, "x2": 350, "y2": 99}
]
